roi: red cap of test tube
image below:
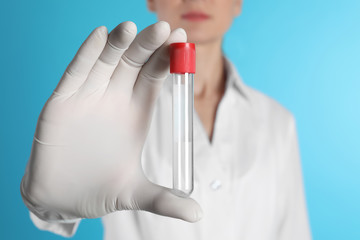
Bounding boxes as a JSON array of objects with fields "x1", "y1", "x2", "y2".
[{"x1": 169, "y1": 42, "x2": 196, "y2": 74}]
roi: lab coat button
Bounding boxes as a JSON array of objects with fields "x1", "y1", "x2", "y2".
[{"x1": 210, "y1": 180, "x2": 222, "y2": 191}]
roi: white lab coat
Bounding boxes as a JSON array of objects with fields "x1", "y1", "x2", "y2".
[{"x1": 30, "y1": 56, "x2": 312, "y2": 240}]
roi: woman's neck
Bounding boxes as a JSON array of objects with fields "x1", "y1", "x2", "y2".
[
  {"x1": 193, "y1": 38, "x2": 225, "y2": 98},
  {"x1": 193, "y1": 38, "x2": 226, "y2": 142}
]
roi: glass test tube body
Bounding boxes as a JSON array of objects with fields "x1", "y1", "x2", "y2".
[{"x1": 172, "y1": 72, "x2": 194, "y2": 197}]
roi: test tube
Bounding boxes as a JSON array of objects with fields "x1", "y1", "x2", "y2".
[{"x1": 169, "y1": 42, "x2": 196, "y2": 197}]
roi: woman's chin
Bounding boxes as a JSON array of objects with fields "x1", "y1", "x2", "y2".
[{"x1": 187, "y1": 34, "x2": 219, "y2": 45}]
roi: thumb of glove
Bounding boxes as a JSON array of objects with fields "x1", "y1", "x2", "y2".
[{"x1": 128, "y1": 179, "x2": 203, "y2": 222}]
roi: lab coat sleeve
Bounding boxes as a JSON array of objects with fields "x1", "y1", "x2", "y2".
[
  {"x1": 277, "y1": 116, "x2": 312, "y2": 240},
  {"x1": 29, "y1": 211, "x2": 81, "y2": 237}
]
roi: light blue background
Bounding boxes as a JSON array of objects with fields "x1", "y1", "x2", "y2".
[{"x1": 1, "y1": 0, "x2": 359, "y2": 239}]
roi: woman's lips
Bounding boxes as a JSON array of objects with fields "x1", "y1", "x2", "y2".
[{"x1": 181, "y1": 11, "x2": 210, "y2": 21}]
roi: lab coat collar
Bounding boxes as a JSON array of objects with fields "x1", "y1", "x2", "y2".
[{"x1": 223, "y1": 55, "x2": 250, "y2": 101}]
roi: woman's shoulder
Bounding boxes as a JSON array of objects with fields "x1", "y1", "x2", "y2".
[
  {"x1": 225, "y1": 57, "x2": 296, "y2": 128},
  {"x1": 243, "y1": 84, "x2": 296, "y2": 133}
]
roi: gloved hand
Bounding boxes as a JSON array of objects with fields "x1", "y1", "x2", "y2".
[{"x1": 20, "y1": 21, "x2": 202, "y2": 223}]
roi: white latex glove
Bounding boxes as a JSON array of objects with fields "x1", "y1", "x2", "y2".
[{"x1": 20, "y1": 21, "x2": 202, "y2": 223}]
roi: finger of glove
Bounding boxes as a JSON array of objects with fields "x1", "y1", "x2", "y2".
[
  {"x1": 132, "y1": 180, "x2": 203, "y2": 223},
  {"x1": 79, "y1": 21, "x2": 137, "y2": 95},
  {"x1": 107, "y1": 21, "x2": 170, "y2": 98},
  {"x1": 131, "y1": 28, "x2": 187, "y2": 117},
  {"x1": 54, "y1": 26, "x2": 108, "y2": 96}
]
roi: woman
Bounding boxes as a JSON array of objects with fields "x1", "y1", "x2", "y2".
[{"x1": 21, "y1": 0, "x2": 311, "y2": 239}]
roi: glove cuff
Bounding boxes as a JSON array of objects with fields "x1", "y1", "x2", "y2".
[{"x1": 20, "y1": 174, "x2": 81, "y2": 224}]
